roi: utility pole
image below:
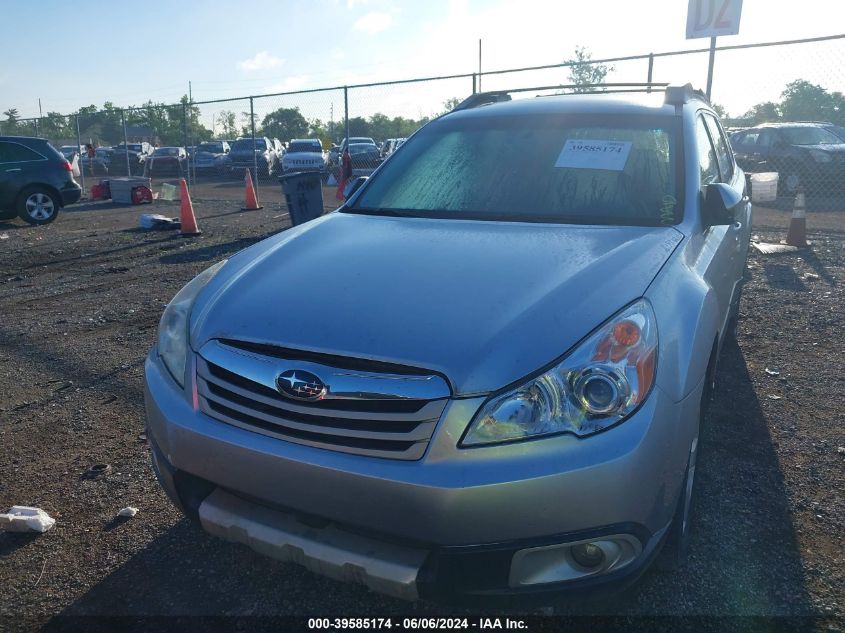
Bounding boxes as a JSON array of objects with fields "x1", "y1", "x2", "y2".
[
  {"x1": 189, "y1": 81, "x2": 192, "y2": 102},
  {"x1": 478, "y1": 39, "x2": 482, "y2": 92}
]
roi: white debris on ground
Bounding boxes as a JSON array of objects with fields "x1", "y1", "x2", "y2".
[
  {"x1": 0, "y1": 506, "x2": 56, "y2": 533},
  {"x1": 117, "y1": 507, "x2": 139, "y2": 518}
]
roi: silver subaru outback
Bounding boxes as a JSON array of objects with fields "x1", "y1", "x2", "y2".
[{"x1": 144, "y1": 84, "x2": 750, "y2": 605}]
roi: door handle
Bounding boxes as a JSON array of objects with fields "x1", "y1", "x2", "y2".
[{"x1": 5, "y1": 168, "x2": 22, "y2": 172}]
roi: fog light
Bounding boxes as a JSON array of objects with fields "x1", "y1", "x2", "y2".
[{"x1": 571, "y1": 543, "x2": 605, "y2": 569}]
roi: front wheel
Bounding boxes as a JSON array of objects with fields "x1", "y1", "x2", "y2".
[{"x1": 17, "y1": 187, "x2": 60, "y2": 225}]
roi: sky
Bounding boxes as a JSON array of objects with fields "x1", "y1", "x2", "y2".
[{"x1": 2, "y1": 0, "x2": 844, "y2": 129}]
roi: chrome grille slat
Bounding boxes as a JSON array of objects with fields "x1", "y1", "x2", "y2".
[
  {"x1": 195, "y1": 339, "x2": 450, "y2": 460},
  {"x1": 203, "y1": 400, "x2": 428, "y2": 461},
  {"x1": 198, "y1": 386, "x2": 438, "y2": 442},
  {"x1": 197, "y1": 358, "x2": 445, "y2": 422}
]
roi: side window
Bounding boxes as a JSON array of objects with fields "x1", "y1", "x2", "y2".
[
  {"x1": 0, "y1": 142, "x2": 44, "y2": 163},
  {"x1": 695, "y1": 116, "x2": 720, "y2": 187},
  {"x1": 704, "y1": 114, "x2": 734, "y2": 181},
  {"x1": 757, "y1": 130, "x2": 775, "y2": 151}
]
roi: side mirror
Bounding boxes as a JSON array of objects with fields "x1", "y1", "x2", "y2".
[
  {"x1": 344, "y1": 176, "x2": 368, "y2": 200},
  {"x1": 702, "y1": 183, "x2": 743, "y2": 226}
]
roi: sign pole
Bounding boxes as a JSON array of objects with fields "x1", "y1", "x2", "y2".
[{"x1": 705, "y1": 36, "x2": 716, "y2": 100}]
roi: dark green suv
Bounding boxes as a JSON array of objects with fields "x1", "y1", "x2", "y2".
[{"x1": 0, "y1": 136, "x2": 82, "y2": 225}]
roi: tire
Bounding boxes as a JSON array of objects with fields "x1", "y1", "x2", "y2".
[
  {"x1": 778, "y1": 167, "x2": 802, "y2": 197},
  {"x1": 658, "y1": 349, "x2": 714, "y2": 570},
  {"x1": 17, "y1": 187, "x2": 60, "y2": 225},
  {"x1": 659, "y1": 434, "x2": 698, "y2": 570}
]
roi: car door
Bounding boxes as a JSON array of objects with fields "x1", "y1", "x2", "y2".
[
  {"x1": 0, "y1": 141, "x2": 47, "y2": 212},
  {"x1": 695, "y1": 113, "x2": 747, "y2": 337}
]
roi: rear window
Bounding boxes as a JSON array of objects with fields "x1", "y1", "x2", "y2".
[
  {"x1": 351, "y1": 113, "x2": 681, "y2": 226},
  {"x1": 232, "y1": 139, "x2": 266, "y2": 151},
  {"x1": 288, "y1": 141, "x2": 322, "y2": 153},
  {"x1": 198, "y1": 143, "x2": 223, "y2": 153},
  {"x1": 153, "y1": 148, "x2": 181, "y2": 156}
]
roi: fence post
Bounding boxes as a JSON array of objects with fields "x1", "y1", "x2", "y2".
[
  {"x1": 472, "y1": 73, "x2": 477, "y2": 94},
  {"x1": 250, "y1": 97, "x2": 257, "y2": 182},
  {"x1": 706, "y1": 36, "x2": 716, "y2": 100},
  {"x1": 182, "y1": 103, "x2": 191, "y2": 187},
  {"x1": 343, "y1": 87, "x2": 349, "y2": 152},
  {"x1": 75, "y1": 115, "x2": 85, "y2": 195},
  {"x1": 34, "y1": 118, "x2": 39, "y2": 137},
  {"x1": 121, "y1": 110, "x2": 130, "y2": 176},
  {"x1": 646, "y1": 53, "x2": 654, "y2": 92}
]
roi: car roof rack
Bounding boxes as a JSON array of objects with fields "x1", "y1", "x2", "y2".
[{"x1": 451, "y1": 83, "x2": 711, "y2": 112}]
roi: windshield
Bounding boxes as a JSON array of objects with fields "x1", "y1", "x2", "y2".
[
  {"x1": 349, "y1": 144, "x2": 378, "y2": 155},
  {"x1": 288, "y1": 141, "x2": 322, "y2": 153},
  {"x1": 349, "y1": 137, "x2": 374, "y2": 145},
  {"x1": 780, "y1": 127, "x2": 842, "y2": 145},
  {"x1": 153, "y1": 148, "x2": 180, "y2": 156},
  {"x1": 198, "y1": 143, "x2": 222, "y2": 153},
  {"x1": 350, "y1": 113, "x2": 681, "y2": 225},
  {"x1": 232, "y1": 139, "x2": 266, "y2": 151}
]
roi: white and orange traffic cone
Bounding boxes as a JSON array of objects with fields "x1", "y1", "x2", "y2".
[
  {"x1": 785, "y1": 188, "x2": 808, "y2": 248},
  {"x1": 178, "y1": 179, "x2": 201, "y2": 236},
  {"x1": 241, "y1": 168, "x2": 263, "y2": 211}
]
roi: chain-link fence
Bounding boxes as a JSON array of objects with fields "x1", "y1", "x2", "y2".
[{"x1": 3, "y1": 34, "x2": 843, "y2": 204}]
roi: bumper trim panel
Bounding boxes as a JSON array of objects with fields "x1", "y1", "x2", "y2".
[{"x1": 198, "y1": 488, "x2": 426, "y2": 601}]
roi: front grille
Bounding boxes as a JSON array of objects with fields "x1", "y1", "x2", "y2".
[{"x1": 195, "y1": 340, "x2": 451, "y2": 460}]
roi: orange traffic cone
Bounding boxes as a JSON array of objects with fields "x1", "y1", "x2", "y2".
[
  {"x1": 785, "y1": 188, "x2": 808, "y2": 248},
  {"x1": 178, "y1": 179, "x2": 201, "y2": 236},
  {"x1": 242, "y1": 168, "x2": 263, "y2": 211}
]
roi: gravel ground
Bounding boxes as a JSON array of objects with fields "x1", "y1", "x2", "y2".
[{"x1": 0, "y1": 194, "x2": 842, "y2": 632}]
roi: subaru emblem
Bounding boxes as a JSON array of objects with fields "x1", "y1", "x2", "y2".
[{"x1": 276, "y1": 370, "x2": 327, "y2": 401}]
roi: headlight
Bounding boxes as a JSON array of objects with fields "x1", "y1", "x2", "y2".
[
  {"x1": 809, "y1": 150, "x2": 831, "y2": 163},
  {"x1": 461, "y1": 299, "x2": 658, "y2": 446},
  {"x1": 157, "y1": 260, "x2": 227, "y2": 386}
]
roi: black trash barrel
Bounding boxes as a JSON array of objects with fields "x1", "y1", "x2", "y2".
[{"x1": 279, "y1": 171, "x2": 324, "y2": 226}]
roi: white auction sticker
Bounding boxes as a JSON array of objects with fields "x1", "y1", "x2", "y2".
[{"x1": 554, "y1": 139, "x2": 632, "y2": 171}]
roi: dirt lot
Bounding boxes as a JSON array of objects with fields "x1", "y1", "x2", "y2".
[{"x1": 0, "y1": 190, "x2": 843, "y2": 632}]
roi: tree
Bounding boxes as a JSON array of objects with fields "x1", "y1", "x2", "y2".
[
  {"x1": 711, "y1": 103, "x2": 728, "y2": 118},
  {"x1": 740, "y1": 101, "x2": 781, "y2": 125},
  {"x1": 216, "y1": 110, "x2": 238, "y2": 139},
  {"x1": 261, "y1": 106, "x2": 308, "y2": 141},
  {"x1": 780, "y1": 80, "x2": 845, "y2": 125},
  {"x1": 2, "y1": 108, "x2": 19, "y2": 134},
  {"x1": 441, "y1": 97, "x2": 462, "y2": 114},
  {"x1": 565, "y1": 46, "x2": 613, "y2": 92}
]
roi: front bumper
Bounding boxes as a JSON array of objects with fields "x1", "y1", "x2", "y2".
[{"x1": 145, "y1": 351, "x2": 701, "y2": 601}]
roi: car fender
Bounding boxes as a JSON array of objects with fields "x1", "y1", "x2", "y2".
[{"x1": 646, "y1": 240, "x2": 722, "y2": 403}]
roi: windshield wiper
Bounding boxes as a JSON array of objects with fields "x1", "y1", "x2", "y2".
[{"x1": 343, "y1": 207, "x2": 410, "y2": 217}]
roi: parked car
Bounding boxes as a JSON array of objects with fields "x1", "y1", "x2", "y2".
[
  {"x1": 730, "y1": 122, "x2": 845, "y2": 197},
  {"x1": 191, "y1": 141, "x2": 230, "y2": 175},
  {"x1": 146, "y1": 147, "x2": 187, "y2": 177},
  {"x1": 79, "y1": 147, "x2": 112, "y2": 176},
  {"x1": 144, "y1": 84, "x2": 750, "y2": 604},
  {"x1": 59, "y1": 145, "x2": 82, "y2": 161},
  {"x1": 110, "y1": 142, "x2": 152, "y2": 176},
  {"x1": 281, "y1": 138, "x2": 326, "y2": 176},
  {"x1": 338, "y1": 136, "x2": 376, "y2": 155},
  {"x1": 228, "y1": 137, "x2": 278, "y2": 179},
  {"x1": 347, "y1": 142, "x2": 381, "y2": 175},
  {"x1": 0, "y1": 136, "x2": 82, "y2": 225},
  {"x1": 380, "y1": 137, "x2": 407, "y2": 159}
]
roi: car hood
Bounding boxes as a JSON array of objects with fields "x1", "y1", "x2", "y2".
[
  {"x1": 797, "y1": 143, "x2": 845, "y2": 154},
  {"x1": 191, "y1": 213, "x2": 682, "y2": 395}
]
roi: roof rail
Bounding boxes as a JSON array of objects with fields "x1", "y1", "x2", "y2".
[
  {"x1": 451, "y1": 83, "x2": 700, "y2": 112},
  {"x1": 663, "y1": 83, "x2": 710, "y2": 106}
]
